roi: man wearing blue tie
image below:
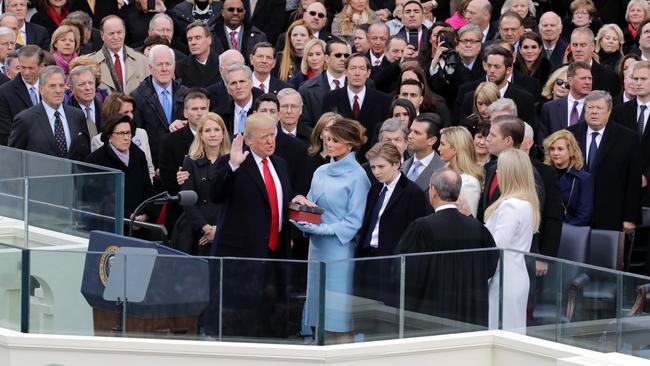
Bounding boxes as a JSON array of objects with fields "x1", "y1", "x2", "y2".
[
  {"x1": 131, "y1": 44, "x2": 188, "y2": 169},
  {"x1": 568, "y1": 90, "x2": 641, "y2": 232},
  {"x1": 215, "y1": 63, "x2": 262, "y2": 135}
]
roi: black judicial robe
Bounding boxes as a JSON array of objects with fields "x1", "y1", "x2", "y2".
[{"x1": 395, "y1": 208, "x2": 497, "y2": 328}]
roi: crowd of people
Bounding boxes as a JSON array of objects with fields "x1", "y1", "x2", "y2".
[{"x1": 0, "y1": 0, "x2": 649, "y2": 339}]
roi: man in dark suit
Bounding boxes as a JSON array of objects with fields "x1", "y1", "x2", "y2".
[
  {"x1": 490, "y1": 38, "x2": 542, "y2": 96},
  {"x1": 249, "y1": 42, "x2": 291, "y2": 94},
  {"x1": 158, "y1": 89, "x2": 210, "y2": 236},
  {"x1": 465, "y1": 0, "x2": 497, "y2": 43},
  {"x1": 6, "y1": 0, "x2": 49, "y2": 49},
  {"x1": 69, "y1": 0, "x2": 121, "y2": 30},
  {"x1": 212, "y1": 0, "x2": 267, "y2": 62},
  {"x1": 130, "y1": 45, "x2": 188, "y2": 168},
  {"x1": 538, "y1": 61, "x2": 592, "y2": 148},
  {"x1": 276, "y1": 88, "x2": 309, "y2": 145},
  {"x1": 366, "y1": 22, "x2": 389, "y2": 75},
  {"x1": 569, "y1": 91, "x2": 641, "y2": 232},
  {"x1": 456, "y1": 45, "x2": 536, "y2": 126},
  {"x1": 539, "y1": 11, "x2": 568, "y2": 68},
  {"x1": 67, "y1": 65, "x2": 102, "y2": 138},
  {"x1": 0, "y1": 45, "x2": 43, "y2": 145},
  {"x1": 612, "y1": 60, "x2": 650, "y2": 205},
  {"x1": 397, "y1": 1, "x2": 429, "y2": 56},
  {"x1": 369, "y1": 35, "x2": 407, "y2": 94},
  {"x1": 211, "y1": 113, "x2": 294, "y2": 337},
  {"x1": 175, "y1": 22, "x2": 220, "y2": 88},
  {"x1": 66, "y1": 11, "x2": 104, "y2": 55},
  {"x1": 395, "y1": 168, "x2": 497, "y2": 328},
  {"x1": 298, "y1": 38, "x2": 350, "y2": 135},
  {"x1": 245, "y1": 0, "x2": 286, "y2": 46},
  {"x1": 216, "y1": 63, "x2": 262, "y2": 134},
  {"x1": 275, "y1": 2, "x2": 332, "y2": 51},
  {"x1": 570, "y1": 27, "x2": 620, "y2": 96},
  {"x1": 9, "y1": 65, "x2": 90, "y2": 161},
  {"x1": 206, "y1": 49, "x2": 245, "y2": 111},
  {"x1": 322, "y1": 53, "x2": 391, "y2": 157}
]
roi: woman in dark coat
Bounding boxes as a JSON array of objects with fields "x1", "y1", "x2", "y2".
[
  {"x1": 86, "y1": 114, "x2": 158, "y2": 222},
  {"x1": 170, "y1": 112, "x2": 231, "y2": 256},
  {"x1": 543, "y1": 130, "x2": 593, "y2": 226},
  {"x1": 31, "y1": 0, "x2": 71, "y2": 35},
  {"x1": 514, "y1": 32, "x2": 552, "y2": 86}
]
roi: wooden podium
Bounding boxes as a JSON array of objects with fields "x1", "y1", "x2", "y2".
[{"x1": 81, "y1": 231, "x2": 210, "y2": 339}]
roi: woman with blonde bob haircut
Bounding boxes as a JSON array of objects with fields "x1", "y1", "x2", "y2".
[
  {"x1": 485, "y1": 148, "x2": 540, "y2": 333},
  {"x1": 460, "y1": 82, "x2": 499, "y2": 130},
  {"x1": 171, "y1": 113, "x2": 231, "y2": 256},
  {"x1": 595, "y1": 24, "x2": 625, "y2": 71},
  {"x1": 50, "y1": 24, "x2": 81, "y2": 76},
  {"x1": 543, "y1": 130, "x2": 593, "y2": 226},
  {"x1": 438, "y1": 126, "x2": 484, "y2": 217},
  {"x1": 290, "y1": 38, "x2": 327, "y2": 88}
]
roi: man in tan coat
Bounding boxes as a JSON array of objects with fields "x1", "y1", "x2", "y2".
[{"x1": 91, "y1": 15, "x2": 149, "y2": 94}]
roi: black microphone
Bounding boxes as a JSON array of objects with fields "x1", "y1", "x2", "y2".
[{"x1": 151, "y1": 190, "x2": 198, "y2": 206}]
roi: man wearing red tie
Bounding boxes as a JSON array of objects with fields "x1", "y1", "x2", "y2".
[{"x1": 211, "y1": 113, "x2": 298, "y2": 337}]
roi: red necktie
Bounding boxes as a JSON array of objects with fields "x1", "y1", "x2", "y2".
[
  {"x1": 229, "y1": 31, "x2": 238, "y2": 50},
  {"x1": 333, "y1": 79, "x2": 341, "y2": 89},
  {"x1": 259, "y1": 82, "x2": 266, "y2": 93},
  {"x1": 352, "y1": 95, "x2": 360, "y2": 120},
  {"x1": 488, "y1": 175, "x2": 499, "y2": 201},
  {"x1": 114, "y1": 54, "x2": 123, "y2": 90},
  {"x1": 262, "y1": 158, "x2": 279, "y2": 251}
]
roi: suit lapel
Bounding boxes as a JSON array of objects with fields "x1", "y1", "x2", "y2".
[
  {"x1": 36, "y1": 105, "x2": 60, "y2": 153},
  {"x1": 242, "y1": 153, "x2": 270, "y2": 204},
  {"x1": 594, "y1": 124, "x2": 616, "y2": 169},
  {"x1": 383, "y1": 175, "x2": 406, "y2": 213},
  {"x1": 338, "y1": 89, "x2": 353, "y2": 116},
  {"x1": 270, "y1": 155, "x2": 290, "y2": 204},
  {"x1": 14, "y1": 78, "x2": 32, "y2": 108},
  {"x1": 144, "y1": 85, "x2": 168, "y2": 128}
]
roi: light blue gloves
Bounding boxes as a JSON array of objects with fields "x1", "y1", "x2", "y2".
[{"x1": 290, "y1": 220, "x2": 335, "y2": 236}]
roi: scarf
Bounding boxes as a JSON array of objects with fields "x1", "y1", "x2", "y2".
[
  {"x1": 53, "y1": 51, "x2": 77, "y2": 75},
  {"x1": 306, "y1": 68, "x2": 316, "y2": 80},
  {"x1": 46, "y1": 6, "x2": 69, "y2": 26},
  {"x1": 628, "y1": 23, "x2": 638, "y2": 41},
  {"x1": 110, "y1": 141, "x2": 130, "y2": 167}
]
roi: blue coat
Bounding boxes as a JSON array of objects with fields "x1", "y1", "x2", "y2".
[
  {"x1": 304, "y1": 152, "x2": 370, "y2": 332},
  {"x1": 559, "y1": 168, "x2": 593, "y2": 226}
]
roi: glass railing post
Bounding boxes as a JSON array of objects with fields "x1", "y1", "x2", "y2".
[
  {"x1": 219, "y1": 258, "x2": 223, "y2": 342},
  {"x1": 20, "y1": 247, "x2": 29, "y2": 333},
  {"x1": 23, "y1": 178, "x2": 29, "y2": 248},
  {"x1": 556, "y1": 261, "x2": 563, "y2": 342},
  {"x1": 399, "y1": 256, "x2": 405, "y2": 339},
  {"x1": 498, "y1": 249, "x2": 504, "y2": 330},
  {"x1": 114, "y1": 172, "x2": 124, "y2": 235},
  {"x1": 316, "y1": 261, "x2": 326, "y2": 346},
  {"x1": 616, "y1": 272, "x2": 623, "y2": 352}
]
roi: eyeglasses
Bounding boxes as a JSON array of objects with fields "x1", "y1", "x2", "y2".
[
  {"x1": 226, "y1": 7, "x2": 244, "y2": 13},
  {"x1": 555, "y1": 79, "x2": 568, "y2": 87},
  {"x1": 458, "y1": 39, "x2": 481, "y2": 45},
  {"x1": 113, "y1": 131, "x2": 132, "y2": 137},
  {"x1": 332, "y1": 52, "x2": 350, "y2": 58},
  {"x1": 0, "y1": 41, "x2": 15, "y2": 47},
  {"x1": 308, "y1": 10, "x2": 326, "y2": 18}
]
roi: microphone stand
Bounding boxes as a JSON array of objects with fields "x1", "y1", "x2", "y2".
[{"x1": 128, "y1": 191, "x2": 169, "y2": 237}]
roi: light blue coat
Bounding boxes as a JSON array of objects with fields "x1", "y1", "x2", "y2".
[{"x1": 304, "y1": 152, "x2": 370, "y2": 332}]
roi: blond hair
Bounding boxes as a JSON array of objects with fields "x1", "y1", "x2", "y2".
[
  {"x1": 542, "y1": 130, "x2": 584, "y2": 170},
  {"x1": 542, "y1": 65, "x2": 568, "y2": 99},
  {"x1": 472, "y1": 82, "x2": 500, "y2": 118},
  {"x1": 308, "y1": 112, "x2": 341, "y2": 156},
  {"x1": 244, "y1": 112, "x2": 277, "y2": 136},
  {"x1": 440, "y1": 126, "x2": 484, "y2": 186},
  {"x1": 300, "y1": 38, "x2": 326, "y2": 75},
  {"x1": 50, "y1": 24, "x2": 81, "y2": 54},
  {"x1": 484, "y1": 149, "x2": 540, "y2": 231},
  {"x1": 187, "y1": 113, "x2": 231, "y2": 160},
  {"x1": 279, "y1": 20, "x2": 314, "y2": 81}
]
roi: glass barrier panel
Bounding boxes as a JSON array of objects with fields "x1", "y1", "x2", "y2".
[
  {"x1": 344, "y1": 256, "x2": 401, "y2": 344},
  {"x1": 26, "y1": 173, "x2": 124, "y2": 242},
  {"x1": 395, "y1": 250, "x2": 495, "y2": 341},
  {"x1": 0, "y1": 244, "x2": 23, "y2": 331},
  {"x1": 556, "y1": 260, "x2": 619, "y2": 352},
  {"x1": 619, "y1": 272, "x2": 650, "y2": 359},
  {"x1": 526, "y1": 256, "x2": 566, "y2": 342},
  {"x1": 0, "y1": 178, "x2": 25, "y2": 246},
  {"x1": 220, "y1": 257, "x2": 310, "y2": 344},
  {"x1": 27, "y1": 249, "x2": 97, "y2": 336}
]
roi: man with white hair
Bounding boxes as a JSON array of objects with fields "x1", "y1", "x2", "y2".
[
  {"x1": 0, "y1": 26, "x2": 14, "y2": 74},
  {"x1": 146, "y1": 12, "x2": 186, "y2": 61},
  {"x1": 206, "y1": 49, "x2": 247, "y2": 112},
  {"x1": 277, "y1": 88, "x2": 307, "y2": 143},
  {"x1": 216, "y1": 63, "x2": 262, "y2": 134},
  {"x1": 130, "y1": 44, "x2": 189, "y2": 169},
  {"x1": 275, "y1": 2, "x2": 333, "y2": 51},
  {"x1": 570, "y1": 27, "x2": 619, "y2": 95},
  {"x1": 538, "y1": 12, "x2": 567, "y2": 68},
  {"x1": 464, "y1": 0, "x2": 496, "y2": 43}
]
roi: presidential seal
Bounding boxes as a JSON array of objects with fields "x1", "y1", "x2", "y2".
[{"x1": 99, "y1": 245, "x2": 120, "y2": 286}]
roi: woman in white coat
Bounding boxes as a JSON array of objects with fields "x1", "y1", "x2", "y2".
[
  {"x1": 484, "y1": 148, "x2": 540, "y2": 333},
  {"x1": 437, "y1": 126, "x2": 484, "y2": 217}
]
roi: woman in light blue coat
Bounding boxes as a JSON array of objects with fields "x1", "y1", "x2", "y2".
[{"x1": 292, "y1": 118, "x2": 371, "y2": 340}]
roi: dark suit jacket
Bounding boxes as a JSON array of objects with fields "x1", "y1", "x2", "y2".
[
  {"x1": 211, "y1": 152, "x2": 293, "y2": 258},
  {"x1": 511, "y1": 70, "x2": 542, "y2": 99},
  {"x1": 130, "y1": 77, "x2": 188, "y2": 167},
  {"x1": 591, "y1": 61, "x2": 621, "y2": 96},
  {"x1": 247, "y1": 0, "x2": 286, "y2": 45},
  {"x1": 274, "y1": 126, "x2": 310, "y2": 195},
  {"x1": 298, "y1": 72, "x2": 333, "y2": 133},
  {"x1": 357, "y1": 174, "x2": 427, "y2": 257},
  {"x1": 396, "y1": 25, "x2": 429, "y2": 54},
  {"x1": 267, "y1": 77, "x2": 292, "y2": 94},
  {"x1": 322, "y1": 86, "x2": 392, "y2": 155},
  {"x1": 538, "y1": 96, "x2": 584, "y2": 148},
  {"x1": 0, "y1": 74, "x2": 35, "y2": 144},
  {"x1": 531, "y1": 159, "x2": 563, "y2": 258},
  {"x1": 545, "y1": 39, "x2": 568, "y2": 68},
  {"x1": 175, "y1": 50, "x2": 221, "y2": 88},
  {"x1": 568, "y1": 121, "x2": 642, "y2": 230},
  {"x1": 611, "y1": 99, "x2": 650, "y2": 203},
  {"x1": 29, "y1": 9, "x2": 58, "y2": 34},
  {"x1": 215, "y1": 88, "x2": 263, "y2": 134},
  {"x1": 8, "y1": 103, "x2": 90, "y2": 161},
  {"x1": 484, "y1": 23, "x2": 498, "y2": 43},
  {"x1": 211, "y1": 18, "x2": 267, "y2": 63},
  {"x1": 25, "y1": 22, "x2": 50, "y2": 50},
  {"x1": 69, "y1": 0, "x2": 120, "y2": 30},
  {"x1": 66, "y1": 96, "x2": 102, "y2": 133}
]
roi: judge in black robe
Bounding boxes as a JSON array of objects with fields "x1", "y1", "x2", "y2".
[{"x1": 394, "y1": 168, "x2": 497, "y2": 330}]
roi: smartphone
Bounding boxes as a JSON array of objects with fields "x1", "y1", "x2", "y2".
[{"x1": 147, "y1": 0, "x2": 156, "y2": 11}]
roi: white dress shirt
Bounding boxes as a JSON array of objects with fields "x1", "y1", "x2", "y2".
[
  {"x1": 252, "y1": 74, "x2": 270, "y2": 93},
  {"x1": 369, "y1": 52, "x2": 384, "y2": 67},
  {"x1": 108, "y1": 47, "x2": 126, "y2": 90},
  {"x1": 567, "y1": 94, "x2": 585, "y2": 126},
  {"x1": 326, "y1": 71, "x2": 345, "y2": 90},
  {"x1": 233, "y1": 97, "x2": 253, "y2": 134},
  {"x1": 43, "y1": 102, "x2": 71, "y2": 147},
  {"x1": 225, "y1": 25, "x2": 242, "y2": 49},
  {"x1": 585, "y1": 125, "x2": 606, "y2": 158},
  {"x1": 347, "y1": 86, "x2": 366, "y2": 110},
  {"x1": 252, "y1": 151, "x2": 284, "y2": 231},
  {"x1": 637, "y1": 100, "x2": 650, "y2": 134},
  {"x1": 435, "y1": 203, "x2": 457, "y2": 212}
]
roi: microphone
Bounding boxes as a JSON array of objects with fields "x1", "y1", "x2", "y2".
[{"x1": 151, "y1": 190, "x2": 198, "y2": 206}]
